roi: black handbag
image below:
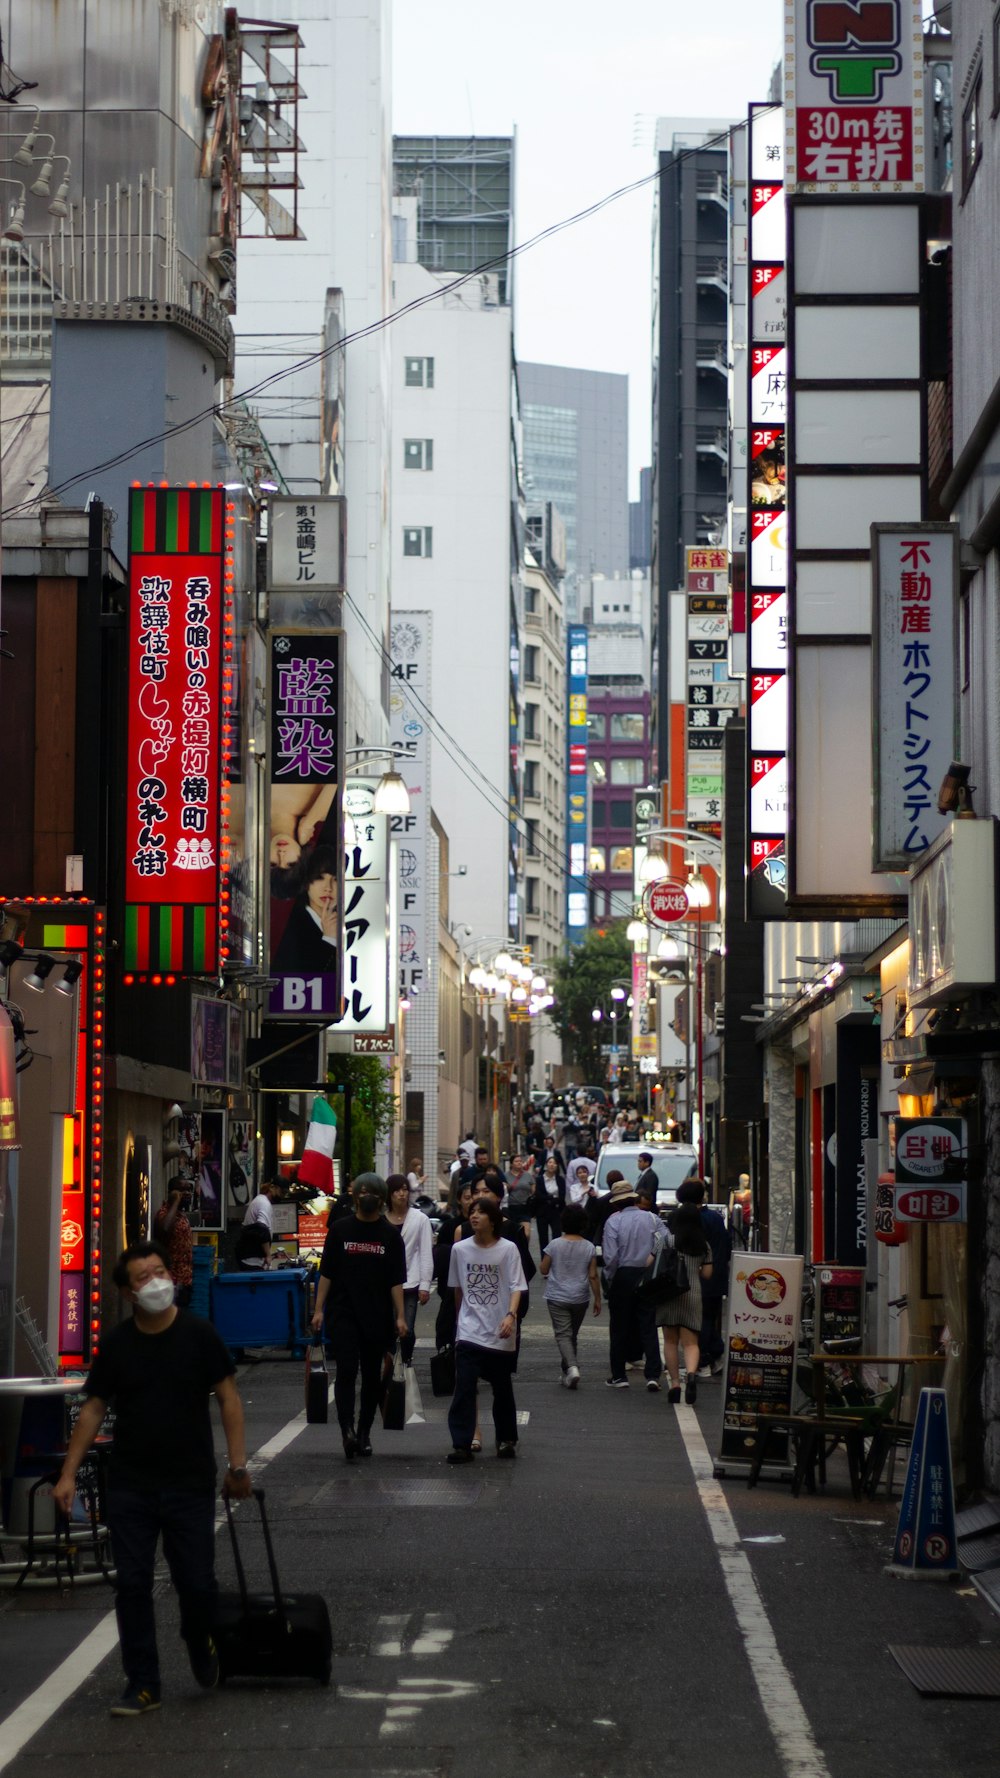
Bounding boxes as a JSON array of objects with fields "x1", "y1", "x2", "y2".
[
  {"x1": 430, "y1": 1346, "x2": 456, "y2": 1397},
  {"x1": 640, "y1": 1241, "x2": 689, "y2": 1303},
  {"x1": 380, "y1": 1346, "x2": 407, "y2": 1430}
]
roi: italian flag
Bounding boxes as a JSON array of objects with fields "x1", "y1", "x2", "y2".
[{"x1": 296, "y1": 1095, "x2": 338, "y2": 1193}]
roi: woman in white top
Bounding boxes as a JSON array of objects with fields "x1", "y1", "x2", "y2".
[{"x1": 385, "y1": 1175, "x2": 434, "y2": 1365}]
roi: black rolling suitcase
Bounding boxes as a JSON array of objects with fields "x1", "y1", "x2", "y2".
[{"x1": 216, "y1": 1489, "x2": 332, "y2": 1685}]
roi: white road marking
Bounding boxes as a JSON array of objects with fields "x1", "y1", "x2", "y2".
[
  {"x1": 371, "y1": 1611, "x2": 453, "y2": 1659},
  {"x1": 675, "y1": 1404, "x2": 832, "y2": 1778},
  {"x1": 0, "y1": 1383, "x2": 331, "y2": 1773}
]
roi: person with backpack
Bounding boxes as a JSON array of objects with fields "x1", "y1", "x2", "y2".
[{"x1": 657, "y1": 1202, "x2": 713, "y2": 1405}]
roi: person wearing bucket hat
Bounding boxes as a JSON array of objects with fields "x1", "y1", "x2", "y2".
[
  {"x1": 311, "y1": 1175, "x2": 407, "y2": 1459},
  {"x1": 602, "y1": 1180, "x2": 663, "y2": 1389}
]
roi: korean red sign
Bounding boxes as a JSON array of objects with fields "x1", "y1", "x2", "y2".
[
  {"x1": 124, "y1": 487, "x2": 226, "y2": 975},
  {"x1": 894, "y1": 1117, "x2": 966, "y2": 1186},
  {"x1": 785, "y1": 1, "x2": 924, "y2": 194},
  {"x1": 872, "y1": 524, "x2": 958, "y2": 871}
]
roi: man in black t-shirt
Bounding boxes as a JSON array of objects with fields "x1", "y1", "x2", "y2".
[
  {"x1": 54, "y1": 1240, "x2": 251, "y2": 1718},
  {"x1": 311, "y1": 1174, "x2": 407, "y2": 1459}
]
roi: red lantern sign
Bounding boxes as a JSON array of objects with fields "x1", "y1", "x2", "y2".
[{"x1": 644, "y1": 880, "x2": 690, "y2": 927}]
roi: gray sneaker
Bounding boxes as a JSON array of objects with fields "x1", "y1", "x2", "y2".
[{"x1": 110, "y1": 1685, "x2": 161, "y2": 1718}]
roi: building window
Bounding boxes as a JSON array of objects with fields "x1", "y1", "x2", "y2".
[
  {"x1": 962, "y1": 63, "x2": 983, "y2": 197},
  {"x1": 524, "y1": 760, "x2": 538, "y2": 798},
  {"x1": 587, "y1": 712, "x2": 607, "y2": 740},
  {"x1": 610, "y1": 756, "x2": 645, "y2": 784},
  {"x1": 591, "y1": 798, "x2": 606, "y2": 830},
  {"x1": 609, "y1": 800, "x2": 632, "y2": 829},
  {"x1": 524, "y1": 644, "x2": 539, "y2": 684},
  {"x1": 611, "y1": 712, "x2": 645, "y2": 742},
  {"x1": 405, "y1": 355, "x2": 434, "y2": 387},
  {"x1": 610, "y1": 845, "x2": 633, "y2": 875},
  {"x1": 402, "y1": 526, "x2": 432, "y2": 557},
  {"x1": 524, "y1": 702, "x2": 538, "y2": 741},
  {"x1": 404, "y1": 438, "x2": 434, "y2": 470},
  {"x1": 526, "y1": 877, "x2": 539, "y2": 915},
  {"x1": 525, "y1": 583, "x2": 538, "y2": 614},
  {"x1": 525, "y1": 818, "x2": 539, "y2": 858},
  {"x1": 589, "y1": 846, "x2": 606, "y2": 873},
  {"x1": 588, "y1": 757, "x2": 607, "y2": 785}
]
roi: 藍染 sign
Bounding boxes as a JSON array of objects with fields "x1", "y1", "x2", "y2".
[
  {"x1": 267, "y1": 630, "x2": 345, "y2": 1019},
  {"x1": 268, "y1": 497, "x2": 345, "y2": 592},
  {"x1": 872, "y1": 524, "x2": 958, "y2": 872},
  {"x1": 785, "y1": 0, "x2": 925, "y2": 194}
]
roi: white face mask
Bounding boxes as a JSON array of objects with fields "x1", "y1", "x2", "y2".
[{"x1": 135, "y1": 1276, "x2": 175, "y2": 1314}]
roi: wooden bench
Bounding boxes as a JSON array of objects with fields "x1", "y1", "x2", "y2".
[{"x1": 746, "y1": 1412, "x2": 868, "y2": 1499}]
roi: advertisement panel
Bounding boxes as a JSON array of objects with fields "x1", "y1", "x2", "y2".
[
  {"x1": 123, "y1": 486, "x2": 228, "y2": 976},
  {"x1": 389, "y1": 613, "x2": 432, "y2": 1000},
  {"x1": 785, "y1": 0, "x2": 925, "y2": 195},
  {"x1": 267, "y1": 631, "x2": 345, "y2": 1019},
  {"x1": 566, "y1": 625, "x2": 589, "y2": 936},
  {"x1": 746, "y1": 101, "x2": 788, "y2": 918},
  {"x1": 328, "y1": 779, "x2": 390, "y2": 1037},
  {"x1": 685, "y1": 553, "x2": 733, "y2": 840},
  {"x1": 872, "y1": 524, "x2": 958, "y2": 871},
  {"x1": 716, "y1": 1252, "x2": 804, "y2": 1474},
  {"x1": 0, "y1": 1007, "x2": 18, "y2": 1150},
  {"x1": 267, "y1": 496, "x2": 345, "y2": 592}
]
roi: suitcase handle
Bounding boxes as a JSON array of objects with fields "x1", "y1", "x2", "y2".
[{"x1": 223, "y1": 1486, "x2": 288, "y2": 1626}]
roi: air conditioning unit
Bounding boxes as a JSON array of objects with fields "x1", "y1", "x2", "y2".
[{"x1": 908, "y1": 818, "x2": 999, "y2": 1009}]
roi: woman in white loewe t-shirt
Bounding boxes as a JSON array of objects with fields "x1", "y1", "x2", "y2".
[{"x1": 446, "y1": 1198, "x2": 526, "y2": 1464}]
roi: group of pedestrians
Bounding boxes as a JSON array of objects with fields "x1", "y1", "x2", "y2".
[{"x1": 52, "y1": 1138, "x2": 735, "y2": 1719}]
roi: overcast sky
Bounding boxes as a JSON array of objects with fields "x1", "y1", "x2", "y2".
[{"x1": 392, "y1": 0, "x2": 783, "y2": 497}]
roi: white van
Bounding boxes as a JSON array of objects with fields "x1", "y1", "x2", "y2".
[{"x1": 592, "y1": 1141, "x2": 699, "y2": 1213}]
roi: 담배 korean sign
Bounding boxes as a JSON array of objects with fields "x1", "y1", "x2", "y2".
[
  {"x1": 872, "y1": 524, "x2": 958, "y2": 872},
  {"x1": 716, "y1": 1253, "x2": 804, "y2": 1474},
  {"x1": 124, "y1": 486, "x2": 226, "y2": 975},
  {"x1": 268, "y1": 631, "x2": 345, "y2": 1018},
  {"x1": 785, "y1": 1, "x2": 925, "y2": 194}
]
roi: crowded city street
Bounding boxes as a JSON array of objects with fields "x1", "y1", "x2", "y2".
[{"x1": 0, "y1": 1312, "x2": 997, "y2": 1778}]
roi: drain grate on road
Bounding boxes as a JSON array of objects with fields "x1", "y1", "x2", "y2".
[
  {"x1": 889, "y1": 1644, "x2": 1000, "y2": 1698},
  {"x1": 376, "y1": 1479, "x2": 483, "y2": 1506}
]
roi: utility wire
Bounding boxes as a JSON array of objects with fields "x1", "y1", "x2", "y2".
[{"x1": 2, "y1": 120, "x2": 740, "y2": 518}]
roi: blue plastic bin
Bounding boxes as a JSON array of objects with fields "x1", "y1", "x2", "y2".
[
  {"x1": 190, "y1": 1246, "x2": 214, "y2": 1319},
  {"x1": 210, "y1": 1269, "x2": 309, "y2": 1354}
]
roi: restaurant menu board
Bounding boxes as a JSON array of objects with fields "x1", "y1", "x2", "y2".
[
  {"x1": 816, "y1": 1266, "x2": 864, "y2": 1352},
  {"x1": 715, "y1": 1252, "x2": 804, "y2": 1474}
]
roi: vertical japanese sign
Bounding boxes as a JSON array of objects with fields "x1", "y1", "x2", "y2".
[
  {"x1": 566, "y1": 625, "x2": 589, "y2": 938},
  {"x1": 685, "y1": 548, "x2": 733, "y2": 837},
  {"x1": 389, "y1": 613, "x2": 431, "y2": 1001},
  {"x1": 872, "y1": 524, "x2": 957, "y2": 871},
  {"x1": 746, "y1": 103, "x2": 788, "y2": 917},
  {"x1": 267, "y1": 496, "x2": 345, "y2": 592},
  {"x1": 268, "y1": 631, "x2": 344, "y2": 1019},
  {"x1": 0, "y1": 1006, "x2": 18, "y2": 1150},
  {"x1": 329, "y1": 779, "x2": 390, "y2": 1035},
  {"x1": 124, "y1": 487, "x2": 227, "y2": 975},
  {"x1": 785, "y1": 0, "x2": 924, "y2": 195}
]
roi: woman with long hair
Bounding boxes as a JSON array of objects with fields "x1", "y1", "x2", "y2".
[{"x1": 658, "y1": 1202, "x2": 712, "y2": 1405}]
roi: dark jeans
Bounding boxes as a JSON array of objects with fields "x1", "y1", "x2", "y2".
[
  {"x1": 534, "y1": 1200, "x2": 563, "y2": 1250},
  {"x1": 401, "y1": 1289, "x2": 420, "y2": 1366},
  {"x1": 448, "y1": 1342, "x2": 518, "y2": 1448},
  {"x1": 700, "y1": 1295, "x2": 726, "y2": 1367},
  {"x1": 108, "y1": 1486, "x2": 217, "y2": 1689},
  {"x1": 330, "y1": 1319, "x2": 386, "y2": 1436},
  {"x1": 608, "y1": 1268, "x2": 662, "y2": 1381}
]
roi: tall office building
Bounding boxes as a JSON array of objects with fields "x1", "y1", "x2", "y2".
[
  {"x1": 651, "y1": 117, "x2": 733, "y2": 781},
  {"x1": 519, "y1": 362, "x2": 630, "y2": 619}
]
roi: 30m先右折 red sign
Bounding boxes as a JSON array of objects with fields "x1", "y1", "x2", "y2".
[{"x1": 124, "y1": 486, "x2": 228, "y2": 976}]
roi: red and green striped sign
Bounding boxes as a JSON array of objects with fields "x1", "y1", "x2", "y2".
[{"x1": 124, "y1": 486, "x2": 227, "y2": 979}]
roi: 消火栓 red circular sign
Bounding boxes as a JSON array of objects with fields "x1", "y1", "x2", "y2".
[{"x1": 645, "y1": 880, "x2": 690, "y2": 926}]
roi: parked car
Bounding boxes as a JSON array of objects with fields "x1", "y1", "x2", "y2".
[{"x1": 592, "y1": 1141, "x2": 698, "y2": 1212}]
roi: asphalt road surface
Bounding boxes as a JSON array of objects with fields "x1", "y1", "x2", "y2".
[{"x1": 1, "y1": 1315, "x2": 998, "y2": 1778}]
